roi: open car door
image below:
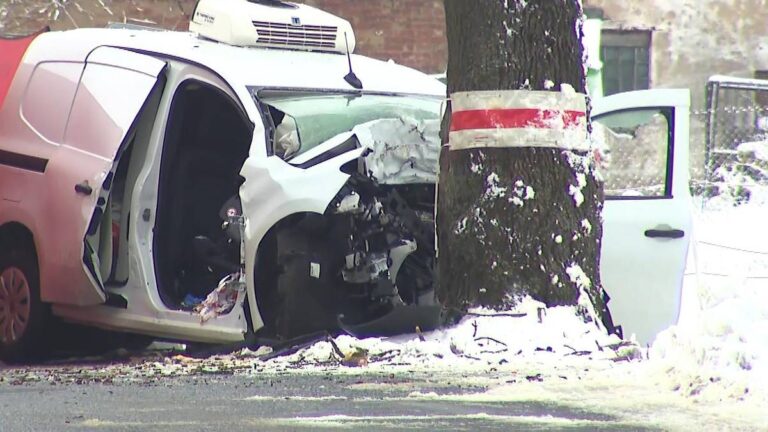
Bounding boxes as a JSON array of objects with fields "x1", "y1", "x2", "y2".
[
  {"x1": 41, "y1": 47, "x2": 165, "y2": 306},
  {"x1": 592, "y1": 89, "x2": 693, "y2": 345}
]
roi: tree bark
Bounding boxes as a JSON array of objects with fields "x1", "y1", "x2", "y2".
[{"x1": 437, "y1": 0, "x2": 612, "y2": 329}]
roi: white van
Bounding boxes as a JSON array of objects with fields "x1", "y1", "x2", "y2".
[{"x1": 0, "y1": 0, "x2": 692, "y2": 362}]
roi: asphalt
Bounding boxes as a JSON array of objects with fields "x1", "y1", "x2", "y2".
[{"x1": 0, "y1": 369, "x2": 659, "y2": 432}]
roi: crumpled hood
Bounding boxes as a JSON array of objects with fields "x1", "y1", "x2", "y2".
[{"x1": 352, "y1": 116, "x2": 441, "y2": 185}]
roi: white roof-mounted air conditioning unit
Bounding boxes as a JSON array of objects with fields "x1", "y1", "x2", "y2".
[{"x1": 189, "y1": 0, "x2": 355, "y2": 54}]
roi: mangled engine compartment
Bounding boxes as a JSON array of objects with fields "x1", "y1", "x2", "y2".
[
  {"x1": 261, "y1": 116, "x2": 443, "y2": 339},
  {"x1": 329, "y1": 177, "x2": 439, "y2": 336}
]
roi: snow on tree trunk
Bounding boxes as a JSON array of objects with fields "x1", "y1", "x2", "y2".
[{"x1": 437, "y1": 0, "x2": 613, "y2": 330}]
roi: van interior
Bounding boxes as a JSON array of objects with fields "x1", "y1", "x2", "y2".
[{"x1": 153, "y1": 80, "x2": 253, "y2": 308}]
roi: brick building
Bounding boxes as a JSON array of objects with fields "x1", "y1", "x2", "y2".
[
  {"x1": 4, "y1": 0, "x2": 767, "y2": 105},
  {"x1": 303, "y1": 0, "x2": 446, "y2": 74},
  {"x1": 4, "y1": 0, "x2": 767, "y2": 182},
  {"x1": 0, "y1": 0, "x2": 447, "y2": 74}
]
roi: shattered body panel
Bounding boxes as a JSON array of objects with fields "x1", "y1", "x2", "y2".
[
  {"x1": 358, "y1": 118, "x2": 441, "y2": 185},
  {"x1": 240, "y1": 106, "x2": 443, "y2": 337},
  {"x1": 232, "y1": 90, "x2": 444, "y2": 337}
]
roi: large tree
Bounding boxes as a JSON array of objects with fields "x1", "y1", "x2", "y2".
[{"x1": 437, "y1": 0, "x2": 613, "y2": 330}]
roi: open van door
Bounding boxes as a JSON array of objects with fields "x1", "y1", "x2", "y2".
[
  {"x1": 40, "y1": 47, "x2": 165, "y2": 306},
  {"x1": 592, "y1": 89, "x2": 693, "y2": 345}
]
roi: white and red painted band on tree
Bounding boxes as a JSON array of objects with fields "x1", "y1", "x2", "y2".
[{"x1": 448, "y1": 90, "x2": 587, "y2": 150}]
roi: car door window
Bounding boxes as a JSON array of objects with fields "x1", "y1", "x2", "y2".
[
  {"x1": 65, "y1": 63, "x2": 161, "y2": 157},
  {"x1": 592, "y1": 108, "x2": 673, "y2": 198},
  {"x1": 21, "y1": 62, "x2": 83, "y2": 144}
]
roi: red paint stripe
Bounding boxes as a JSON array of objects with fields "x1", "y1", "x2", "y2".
[
  {"x1": 0, "y1": 31, "x2": 43, "y2": 111},
  {"x1": 450, "y1": 108, "x2": 585, "y2": 132}
]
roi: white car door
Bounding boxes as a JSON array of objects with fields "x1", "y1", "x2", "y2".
[
  {"x1": 592, "y1": 89, "x2": 693, "y2": 345},
  {"x1": 40, "y1": 47, "x2": 166, "y2": 306}
]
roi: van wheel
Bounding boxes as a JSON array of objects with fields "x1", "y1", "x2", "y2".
[{"x1": 0, "y1": 242, "x2": 48, "y2": 363}]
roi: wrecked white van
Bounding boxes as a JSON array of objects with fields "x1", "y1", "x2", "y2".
[{"x1": 0, "y1": 0, "x2": 692, "y2": 361}]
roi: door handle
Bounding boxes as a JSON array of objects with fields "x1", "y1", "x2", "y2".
[
  {"x1": 644, "y1": 228, "x2": 685, "y2": 239},
  {"x1": 75, "y1": 181, "x2": 93, "y2": 196}
]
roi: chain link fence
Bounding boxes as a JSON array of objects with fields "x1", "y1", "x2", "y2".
[{"x1": 693, "y1": 78, "x2": 768, "y2": 207}]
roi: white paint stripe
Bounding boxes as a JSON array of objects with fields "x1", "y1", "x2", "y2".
[
  {"x1": 245, "y1": 395, "x2": 349, "y2": 401},
  {"x1": 272, "y1": 413, "x2": 612, "y2": 427},
  {"x1": 452, "y1": 90, "x2": 586, "y2": 113},
  {"x1": 449, "y1": 126, "x2": 589, "y2": 151}
]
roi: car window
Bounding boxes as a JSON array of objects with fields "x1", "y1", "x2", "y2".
[
  {"x1": 21, "y1": 62, "x2": 83, "y2": 143},
  {"x1": 65, "y1": 63, "x2": 159, "y2": 157},
  {"x1": 254, "y1": 90, "x2": 442, "y2": 160},
  {"x1": 592, "y1": 108, "x2": 672, "y2": 198}
]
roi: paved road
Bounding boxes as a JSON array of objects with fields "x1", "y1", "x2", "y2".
[{"x1": 0, "y1": 368, "x2": 656, "y2": 431}]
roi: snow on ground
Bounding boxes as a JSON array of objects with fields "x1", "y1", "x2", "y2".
[
  {"x1": 2, "y1": 195, "x2": 765, "y2": 429},
  {"x1": 241, "y1": 195, "x2": 768, "y2": 428},
  {"x1": 646, "y1": 199, "x2": 768, "y2": 408},
  {"x1": 252, "y1": 198, "x2": 768, "y2": 386}
]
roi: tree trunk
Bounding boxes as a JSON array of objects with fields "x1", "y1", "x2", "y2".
[{"x1": 437, "y1": 0, "x2": 613, "y2": 329}]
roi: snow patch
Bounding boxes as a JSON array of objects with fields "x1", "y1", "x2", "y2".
[
  {"x1": 507, "y1": 179, "x2": 535, "y2": 207},
  {"x1": 560, "y1": 83, "x2": 576, "y2": 95},
  {"x1": 565, "y1": 263, "x2": 591, "y2": 291},
  {"x1": 736, "y1": 140, "x2": 768, "y2": 162},
  {"x1": 568, "y1": 172, "x2": 587, "y2": 207},
  {"x1": 483, "y1": 173, "x2": 507, "y2": 200},
  {"x1": 454, "y1": 217, "x2": 468, "y2": 235},
  {"x1": 470, "y1": 160, "x2": 483, "y2": 174},
  {"x1": 645, "y1": 201, "x2": 768, "y2": 406},
  {"x1": 580, "y1": 219, "x2": 592, "y2": 235}
]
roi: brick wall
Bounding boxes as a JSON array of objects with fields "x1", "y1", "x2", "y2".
[
  {"x1": 1, "y1": 0, "x2": 448, "y2": 74},
  {"x1": 300, "y1": 0, "x2": 446, "y2": 73}
]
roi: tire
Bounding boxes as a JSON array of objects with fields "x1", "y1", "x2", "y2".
[{"x1": 0, "y1": 239, "x2": 49, "y2": 363}]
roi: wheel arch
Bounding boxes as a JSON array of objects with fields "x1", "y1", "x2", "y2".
[
  {"x1": 247, "y1": 210, "x2": 329, "y2": 333},
  {"x1": 0, "y1": 222, "x2": 39, "y2": 266},
  {"x1": 0, "y1": 220, "x2": 50, "y2": 362}
]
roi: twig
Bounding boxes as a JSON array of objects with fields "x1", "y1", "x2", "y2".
[
  {"x1": 599, "y1": 340, "x2": 636, "y2": 351},
  {"x1": 415, "y1": 326, "x2": 426, "y2": 342},
  {"x1": 474, "y1": 336, "x2": 507, "y2": 347},
  {"x1": 479, "y1": 349, "x2": 508, "y2": 354},
  {"x1": 563, "y1": 344, "x2": 592, "y2": 356},
  {"x1": 370, "y1": 350, "x2": 401, "y2": 362},
  {"x1": 460, "y1": 354, "x2": 481, "y2": 361},
  {"x1": 325, "y1": 335, "x2": 345, "y2": 358}
]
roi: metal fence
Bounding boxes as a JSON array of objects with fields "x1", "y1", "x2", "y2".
[{"x1": 695, "y1": 79, "x2": 768, "y2": 205}]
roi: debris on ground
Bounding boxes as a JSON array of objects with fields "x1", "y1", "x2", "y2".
[
  {"x1": 0, "y1": 297, "x2": 638, "y2": 386},
  {"x1": 340, "y1": 347, "x2": 370, "y2": 367}
]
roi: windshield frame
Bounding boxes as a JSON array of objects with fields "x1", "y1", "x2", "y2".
[{"x1": 248, "y1": 86, "x2": 444, "y2": 159}]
